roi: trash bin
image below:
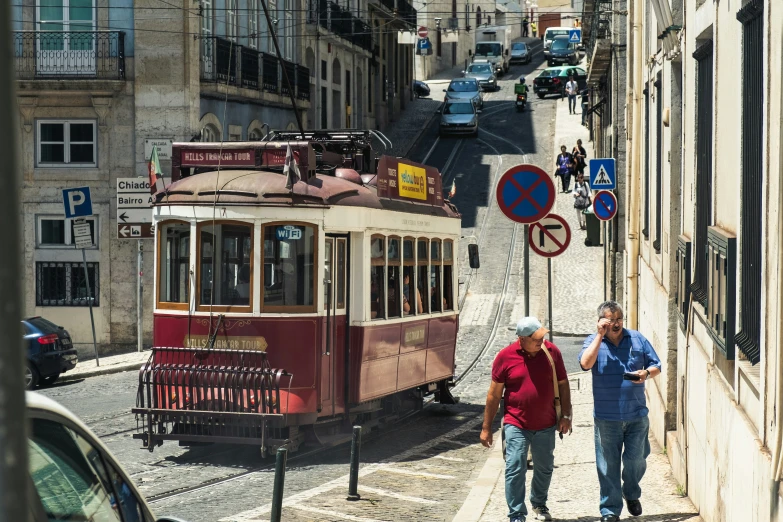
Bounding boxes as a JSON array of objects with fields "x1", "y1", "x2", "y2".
[{"x1": 584, "y1": 211, "x2": 601, "y2": 247}]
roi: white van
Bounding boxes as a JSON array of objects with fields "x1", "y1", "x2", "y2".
[{"x1": 543, "y1": 26, "x2": 572, "y2": 57}]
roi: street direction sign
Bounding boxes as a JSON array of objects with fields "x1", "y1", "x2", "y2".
[
  {"x1": 593, "y1": 190, "x2": 618, "y2": 221},
  {"x1": 118, "y1": 223, "x2": 153, "y2": 239},
  {"x1": 118, "y1": 209, "x2": 152, "y2": 224},
  {"x1": 496, "y1": 164, "x2": 556, "y2": 224},
  {"x1": 589, "y1": 158, "x2": 616, "y2": 190},
  {"x1": 418, "y1": 26, "x2": 428, "y2": 38},
  {"x1": 529, "y1": 214, "x2": 571, "y2": 257},
  {"x1": 62, "y1": 187, "x2": 93, "y2": 219},
  {"x1": 117, "y1": 177, "x2": 153, "y2": 225},
  {"x1": 569, "y1": 28, "x2": 582, "y2": 44}
]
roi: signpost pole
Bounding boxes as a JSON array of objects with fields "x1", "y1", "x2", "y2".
[
  {"x1": 137, "y1": 241, "x2": 143, "y2": 352},
  {"x1": 523, "y1": 224, "x2": 530, "y2": 315},
  {"x1": 603, "y1": 221, "x2": 608, "y2": 301},
  {"x1": 82, "y1": 247, "x2": 100, "y2": 366},
  {"x1": 547, "y1": 258, "x2": 553, "y2": 342}
]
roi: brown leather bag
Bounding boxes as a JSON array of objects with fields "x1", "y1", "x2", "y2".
[{"x1": 541, "y1": 347, "x2": 562, "y2": 419}]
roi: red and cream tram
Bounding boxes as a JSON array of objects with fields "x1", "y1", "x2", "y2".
[{"x1": 133, "y1": 131, "x2": 467, "y2": 455}]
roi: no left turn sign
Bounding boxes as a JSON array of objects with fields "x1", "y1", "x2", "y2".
[{"x1": 528, "y1": 214, "x2": 571, "y2": 257}]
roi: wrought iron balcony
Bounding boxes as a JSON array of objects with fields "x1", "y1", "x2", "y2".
[
  {"x1": 200, "y1": 36, "x2": 310, "y2": 101},
  {"x1": 314, "y1": 0, "x2": 374, "y2": 52},
  {"x1": 14, "y1": 31, "x2": 125, "y2": 80}
]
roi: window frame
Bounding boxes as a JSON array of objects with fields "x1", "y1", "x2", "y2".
[
  {"x1": 195, "y1": 220, "x2": 254, "y2": 313},
  {"x1": 35, "y1": 261, "x2": 99, "y2": 307},
  {"x1": 36, "y1": 119, "x2": 97, "y2": 168},
  {"x1": 675, "y1": 236, "x2": 691, "y2": 332},
  {"x1": 36, "y1": 215, "x2": 98, "y2": 249},
  {"x1": 156, "y1": 220, "x2": 191, "y2": 311},
  {"x1": 260, "y1": 221, "x2": 318, "y2": 313},
  {"x1": 705, "y1": 226, "x2": 736, "y2": 360},
  {"x1": 248, "y1": 0, "x2": 259, "y2": 49},
  {"x1": 430, "y1": 239, "x2": 443, "y2": 313},
  {"x1": 387, "y1": 235, "x2": 402, "y2": 318},
  {"x1": 443, "y1": 239, "x2": 454, "y2": 311},
  {"x1": 403, "y1": 236, "x2": 418, "y2": 315},
  {"x1": 226, "y1": 0, "x2": 238, "y2": 42},
  {"x1": 417, "y1": 237, "x2": 430, "y2": 314}
]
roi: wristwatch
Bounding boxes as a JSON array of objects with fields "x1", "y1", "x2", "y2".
[
  {"x1": 644, "y1": 369, "x2": 650, "y2": 379},
  {"x1": 562, "y1": 414, "x2": 572, "y2": 420}
]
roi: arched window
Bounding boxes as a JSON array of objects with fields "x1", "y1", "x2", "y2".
[
  {"x1": 202, "y1": 124, "x2": 220, "y2": 142},
  {"x1": 332, "y1": 58, "x2": 341, "y2": 85},
  {"x1": 476, "y1": 7, "x2": 481, "y2": 27},
  {"x1": 305, "y1": 47, "x2": 315, "y2": 76},
  {"x1": 248, "y1": 129, "x2": 262, "y2": 141}
]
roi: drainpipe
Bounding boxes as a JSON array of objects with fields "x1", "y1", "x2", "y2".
[
  {"x1": 315, "y1": 12, "x2": 321, "y2": 129},
  {"x1": 626, "y1": 0, "x2": 642, "y2": 329}
]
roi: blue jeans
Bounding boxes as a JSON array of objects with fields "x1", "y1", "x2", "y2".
[
  {"x1": 568, "y1": 94, "x2": 577, "y2": 112},
  {"x1": 504, "y1": 423, "x2": 556, "y2": 520},
  {"x1": 593, "y1": 416, "x2": 651, "y2": 517}
]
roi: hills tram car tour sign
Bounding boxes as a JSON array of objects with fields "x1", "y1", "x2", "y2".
[{"x1": 133, "y1": 132, "x2": 464, "y2": 458}]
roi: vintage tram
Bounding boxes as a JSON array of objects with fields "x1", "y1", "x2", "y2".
[{"x1": 133, "y1": 131, "x2": 467, "y2": 455}]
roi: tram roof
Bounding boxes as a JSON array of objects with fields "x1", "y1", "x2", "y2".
[{"x1": 155, "y1": 168, "x2": 461, "y2": 219}]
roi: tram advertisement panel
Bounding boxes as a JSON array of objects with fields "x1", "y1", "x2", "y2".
[{"x1": 376, "y1": 156, "x2": 444, "y2": 206}]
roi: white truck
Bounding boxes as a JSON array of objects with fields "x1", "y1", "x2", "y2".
[{"x1": 472, "y1": 26, "x2": 511, "y2": 75}]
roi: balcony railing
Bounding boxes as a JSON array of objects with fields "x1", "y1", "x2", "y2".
[
  {"x1": 316, "y1": 0, "x2": 374, "y2": 52},
  {"x1": 200, "y1": 36, "x2": 310, "y2": 102},
  {"x1": 14, "y1": 30, "x2": 125, "y2": 80}
]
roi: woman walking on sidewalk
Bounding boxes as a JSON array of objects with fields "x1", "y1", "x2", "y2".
[
  {"x1": 555, "y1": 146, "x2": 574, "y2": 193},
  {"x1": 572, "y1": 173, "x2": 590, "y2": 230}
]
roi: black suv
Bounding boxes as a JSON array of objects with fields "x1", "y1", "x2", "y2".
[
  {"x1": 24, "y1": 316, "x2": 78, "y2": 389},
  {"x1": 547, "y1": 35, "x2": 580, "y2": 66}
]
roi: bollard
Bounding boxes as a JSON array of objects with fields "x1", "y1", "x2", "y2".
[
  {"x1": 346, "y1": 425, "x2": 362, "y2": 500},
  {"x1": 270, "y1": 447, "x2": 288, "y2": 522}
]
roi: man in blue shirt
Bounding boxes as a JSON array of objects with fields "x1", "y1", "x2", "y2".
[{"x1": 578, "y1": 301, "x2": 661, "y2": 522}]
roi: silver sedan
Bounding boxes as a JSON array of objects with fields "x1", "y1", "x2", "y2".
[
  {"x1": 439, "y1": 100, "x2": 480, "y2": 137},
  {"x1": 463, "y1": 62, "x2": 497, "y2": 91}
]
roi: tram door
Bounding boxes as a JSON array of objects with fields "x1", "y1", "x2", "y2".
[{"x1": 321, "y1": 236, "x2": 348, "y2": 416}]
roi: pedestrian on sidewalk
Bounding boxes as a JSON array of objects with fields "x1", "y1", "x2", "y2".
[
  {"x1": 555, "y1": 145, "x2": 574, "y2": 193},
  {"x1": 523, "y1": 17, "x2": 529, "y2": 37},
  {"x1": 572, "y1": 173, "x2": 590, "y2": 230},
  {"x1": 566, "y1": 76, "x2": 579, "y2": 114},
  {"x1": 581, "y1": 88, "x2": 590, "y2": 126},
  {"x1": 572, "y1": 139, "x2": 587, "y2": 178},
  {"x1": 578, "y1": 301, "x2": 662, "y2": 522},
  {"x1": 480, "y1": 317, "x2": 573, "y2": 522},
  {"x1": 531, "y1": 21, "x2": 537, "y2": 38}
]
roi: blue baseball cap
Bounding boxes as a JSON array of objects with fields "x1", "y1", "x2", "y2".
[{"x1": 516, "y1": 317, "x2": 549, "y2": 339}]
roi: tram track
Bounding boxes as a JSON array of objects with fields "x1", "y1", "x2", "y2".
[{"x1": 146, "y1": 122, "x2": 524, "y2": 507}]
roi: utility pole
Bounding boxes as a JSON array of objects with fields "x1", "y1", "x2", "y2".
[{"x1": 0, "y1": 1, "x2": 30, "y2": 519}]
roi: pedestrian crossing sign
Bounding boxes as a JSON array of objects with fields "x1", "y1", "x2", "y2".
[
  {"x1": 589, "y1": 158, "x2": 616, "y2": 190},
  {"x1": 569, "y1": 28, "x2": 582, "y2": 44}
]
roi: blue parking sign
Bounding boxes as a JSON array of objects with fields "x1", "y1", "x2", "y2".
[
  {"x1": 569, "y1": 28, "x2": 582, "y2": 44},
  {"x1": 62, "y1": 187, "x2": 93, "y2": 218}
]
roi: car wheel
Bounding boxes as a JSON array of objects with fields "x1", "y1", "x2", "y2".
[
  {"x1": 25, "y1": 363, "x2": 39, "y2": 389},
  {"x1": 538, "y1": 93, "x2": 546, "y2": 99},
  {"x1": 40, "y1": 373, "x2": 60, "y2": 387}
]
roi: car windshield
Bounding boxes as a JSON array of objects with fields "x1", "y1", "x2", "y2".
[
  {"x1": 512, "y1": 43, "x2": 527, "y2": 51},
  {"x1": 444, "y1": 103, "x2": 474, "y2": 115},
  {"x1": 475, "y1": 43, "x2": 500, "y2": 56},
  {"x1": 467, "y1": 64, "x2": 491, "y2": 74},
  {"x1": 539, "y1": 69, "x2": 562, "y2": 78},
  {"x1": 448, "y1": 81, "x2": 478, "y2": 92},
  {"x1": 551, "y1": 38, "x2": 571, "y2": 50},
  {"x1": 547, "y1": 30, "x2": 569, "y2": 39}
]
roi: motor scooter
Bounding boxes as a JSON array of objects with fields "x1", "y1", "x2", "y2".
[{"x1": 515, "y1": 93, "x2": 527, "y2": 112}]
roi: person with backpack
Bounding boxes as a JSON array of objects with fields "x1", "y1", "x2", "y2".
[
  {"x1": 480, "y1": 317, "x2": 573, "y2": 522},
  {"x1": 572, "y1": 172, "x2": 591, "y2": 229},
  {"x1": 572, "y1": 139, "x2": 587, "y2": 177},
  {"x1": 555, "y1": 145, "x2": 575, "y2": 193}
]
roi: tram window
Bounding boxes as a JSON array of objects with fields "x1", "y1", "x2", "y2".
[
  {"x1": 417, "y1": 265, "x2": 430, "y2": 313},
  {"x1": 198, "y1": 223, "x2": 252, "y2": 307},
  {"x1": 370, "y1": 266, "x2": 386, "y2": 319},
  {"x1": 443, "y1": 240, "x2": 454, "y2": 310},
  {"x1": 159, "y1": 222, "x2": 190, "y2": 306},
  {"x1": 262, "y1": 224, "x2": 316, "y2": 309},
  {"x1": 336, "y1": 239, "x2": 346, "y2": 309},
  {"x1": 403, "y1": 239, "x2": 414, "y2": 262},
  {"x1": 430, "y1": 265, "x2": 443, "y2": 312},
  {"x1": 431, "y1": 240, "x2": 441, "y2": 262},
  {"x1": 324, "y1": 238, "x2": 333, "y2": 311},
  {"x1": 387, "y1": 265, "x2": 401, "y2": 318},
  {"x1": 371, "y1": 236, "x2": 385, "y2": 264},
  {"x1": 403, "y1": 266, "x2": 422, "y2": 315}
]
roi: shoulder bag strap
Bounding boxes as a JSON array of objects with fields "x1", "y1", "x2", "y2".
[{"x1": 541, "y1": 347, "x2": 562, "y2": 418}]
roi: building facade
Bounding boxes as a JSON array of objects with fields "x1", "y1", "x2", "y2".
[
  {"x1": 620, "y1": 0, "x2": 783, "y2": 520},
  {"x1": 13, "y1": 0, "x2": 311, "y2": 355}
]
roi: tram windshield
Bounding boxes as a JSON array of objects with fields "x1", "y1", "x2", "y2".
[{"x1": 199, "y1": 223, "x2": 252, "y2": 307}]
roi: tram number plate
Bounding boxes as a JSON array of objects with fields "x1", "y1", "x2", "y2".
[{"x1": 276, "y1": 225, "x2": 302, "y2": 241}]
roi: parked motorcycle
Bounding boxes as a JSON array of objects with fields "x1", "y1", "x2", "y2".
[{"x1": 515, "y1": 93, "x2": 527, "y2": 112}]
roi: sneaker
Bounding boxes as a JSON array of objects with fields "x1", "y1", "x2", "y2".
[
  {"x1": 532, "y1": 505, "x2": 552, "y2": 521},
  {"x1": 510, "y1": 518, "x2": 525, "y2": 522}
]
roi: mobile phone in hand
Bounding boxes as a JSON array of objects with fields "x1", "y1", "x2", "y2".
[{"x1": 623, "y1": 372, "x2": 641, "y2": 381}]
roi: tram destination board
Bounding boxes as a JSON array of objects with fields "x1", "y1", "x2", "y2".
[{"x1": 376, "y1": 155, "x2": 444, "y2": 207}]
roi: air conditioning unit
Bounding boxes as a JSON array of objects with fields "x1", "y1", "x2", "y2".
[{"x1": 447, "y1": 17, "x2": 459, "y2": 29}]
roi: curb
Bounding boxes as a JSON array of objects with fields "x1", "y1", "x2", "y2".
[
  {"x1": 59, "y1": 361, "x2": 145, "y2": 383},
  {"x1": 451, "y1": 427, "x2": 504, "y2": 522}
]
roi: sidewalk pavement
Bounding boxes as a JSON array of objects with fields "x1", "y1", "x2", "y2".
[
  {"x1": 59, "y1": 350, "x2": 150, "y2": 383},
  {"x1": 452, "y1": 84, "x2": 701, "y2": 522},
  {"x1": 455, "y1": 372, "x2": 701, "y2": 522}
]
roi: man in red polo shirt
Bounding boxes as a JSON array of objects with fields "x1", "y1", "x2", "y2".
[{"x1": 480, "y1": 317, "x2": 572, "y2": 522}]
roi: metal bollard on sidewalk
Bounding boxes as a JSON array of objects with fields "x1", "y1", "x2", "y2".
[
  {"x1": 270, "y1": 447, "x2": 288, "y2": 522},
  {"x1": 346, "y1": 425, "x2": 362, "y2": 501}
]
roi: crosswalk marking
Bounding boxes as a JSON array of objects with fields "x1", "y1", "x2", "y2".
[
  {"x1": 380, "y1": 467, "x2": 455, "y2": 479},
  {"x1": 291, "y1": 504, "x2": 387, "y2": 522},
  {"x1": 358, "y1": 485, "x2": 439, "y2": 504}
]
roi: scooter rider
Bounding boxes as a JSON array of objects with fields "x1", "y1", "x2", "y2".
[
  {"x1": 516, "y1": 76, "x2": 529, "y2": 111},
  {"x1": 518, "y1": 76, "x2": 529, "y2": 96}
]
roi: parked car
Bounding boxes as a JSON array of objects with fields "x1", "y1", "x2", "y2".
[
  {"x1": 533, "y1": 66, "x2": 588, "y2": 98},
  {"x1": 27, "y1": 391, "x2": 188, "y2": 522},
  {"x1": 24, "y1": 316, "x2": 78, "y2": 389},
  {"x1": 547, "y1": 35, "x2": 580, "y2": 66},
  {"x1": 463, "y1": 61, "x2": 497, "y2": 91},
  {"x1": 439, "y1": 100, "x2": 480, "y2": 137},
  {"x1": 443, "y1": 78, "x2": 483, "y2": 110},
  {"x1": 413, "y1": 79, "x2": 431, "y2": 98},
  {"x1": 509, "y1": 42, "x2": 531, "y2": 64}
]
